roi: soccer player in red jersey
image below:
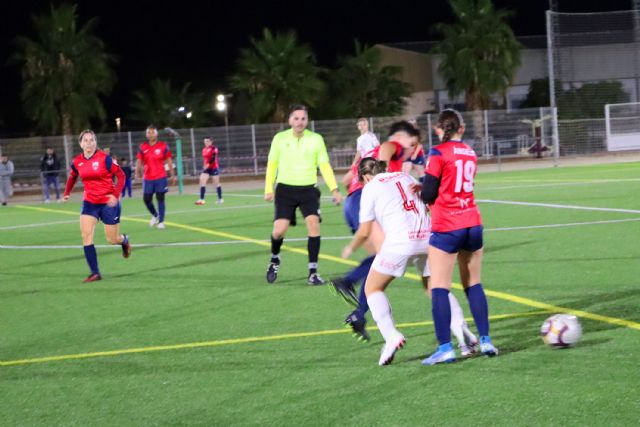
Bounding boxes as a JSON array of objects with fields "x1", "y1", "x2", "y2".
[
  {"x1": 135, "y1": 125, "x2": 176, "y2": 229},
  {"x1": 63, "y1": 130, "x2": 132, "y2": 283},
  {"x1": 420, "y1": 109, "x2": 498, "y2": 365},
  {"x1": 195, "y1": 136, "x2": 223, "y2": 205}
]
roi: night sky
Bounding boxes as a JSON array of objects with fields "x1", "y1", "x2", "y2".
[{"x1": 0, "y1": 0, "x2": 635, "y2": 135}]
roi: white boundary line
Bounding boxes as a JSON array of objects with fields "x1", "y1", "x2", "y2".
[
  {"x1": 3, "y1": 217, "x2": 640, "y2": 250},
  {"x1": 480, "y1": 178, "x2": 640, "y2": 191},
  {"x1": 0, "y1": 203, "x2": 270, "y2": 231},
  {"x1": 479, "y1": 199, "x2": 640, "y2": 214}
]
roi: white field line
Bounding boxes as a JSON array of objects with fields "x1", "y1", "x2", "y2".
[
  {"x1": 3, "y1": 217, "x2": 640, "y2": 250},
  {"x1": 0, "y1": 203, "x2": 270, "y2": 231},
  {"x1": 479, "y1": 199, "x2": 640, "y2": 214},
  {"x1": 480, "y1": 178, "x2": 640, "y2": 191}
]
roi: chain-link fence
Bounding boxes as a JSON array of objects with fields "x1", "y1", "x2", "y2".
[
  {"x1": 544, "y1": 8, "x2": 640, "y2": 155},
  {"x1": 0, "y1": 107, "x2": 562, "y2": 195}
]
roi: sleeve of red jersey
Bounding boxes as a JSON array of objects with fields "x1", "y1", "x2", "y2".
[
  {"x1": 425, "y1": 147, "x2": 444, "y2": 178},
  {"x1": 63, "y1": 164, "x2": 79, "y2": 197},
  {"x1": 136, "y1": 146, "x2": 144, "y2": 161},
  {"x1": 164, "y1": 146, "x2": 172, "y2": 159}
]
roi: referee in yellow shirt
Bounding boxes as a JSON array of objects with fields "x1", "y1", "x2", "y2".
[{"x1": 264, "y1": 104, "x2": 343, "y2": 285}]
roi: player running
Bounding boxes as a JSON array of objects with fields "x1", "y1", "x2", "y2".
[
  {"x1": 63, "y1": 130, "x2": 132, "y2": 282},
  {"x1": 135, "y1": 125, "x2": 176, "y2": 229},
  {"x1": 420, "y1": 109, "x2": 498, "y2": 366},
  {"x1": 195, "y1": 136, "x2": 223, "y2": 205}
]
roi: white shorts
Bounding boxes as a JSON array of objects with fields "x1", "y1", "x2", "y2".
[{"x1": 372, "y1": 250, "x2": 430, "y2": 278}]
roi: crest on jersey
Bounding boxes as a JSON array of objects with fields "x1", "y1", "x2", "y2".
[
  {"x1": 92, "y1": 161, "x2": 99, "y2": 170},
  {"x1": 155, "y1": 148, "x2": 161, "y2": 155}
]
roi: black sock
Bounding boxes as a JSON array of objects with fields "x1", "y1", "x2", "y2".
[
  {"x1": 307, "y1": 236, "x2": 320, "y2": 274},
  {"x1": 271, "y1": 235, "x2": 283, "y2": 262}
]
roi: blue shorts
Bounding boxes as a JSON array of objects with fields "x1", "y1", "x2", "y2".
[
  {"x1": 202, "y1": 168, "x2": 219, "y2": 176},
  {"x1": 343, "y1": 189, "x2": 362, "y2": 234},
  {"x1": 411, "y1": 154, "x2": 426, "y2": 166},
  {"x1": 429, "y1": 225, "x2": 484, "y2": 254},
  {"x1": 143, "y1": 177, "x2": 168, "y2": 194},
  {"x1": 81, "y1": 201, "x2": 121, "y2": 225}
]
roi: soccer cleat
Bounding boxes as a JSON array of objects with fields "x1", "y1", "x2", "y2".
[
  {"x1": 344, "y1": 311, "x2": 370, "y2": 342},
  {"x1": 459, "y1": 344, "x2": 478, "y2": 357},
  {"x1": 266, "y1": 261, "x2": 279, "y2": 283},
  {"x1": 217, "y1": 198, "x2": 224, "y2": 204},
  {"x1": 422, "y1": 343, "x2": 456, "y2": 366},
  {"x1": 156, "y1": 222, "x2": 166, "y2": 230},
  {"x1": 149, "y1": 216, "x2": 159, "y2": 227},
  {"x1": 329, "y1": 278, "x2": 357, "y2": 306},
  {"x1": 378, "y1": 335, "x2": 406, "y2": 366},
  {"x1": 307, "y1": 273, "x2": 326, "y2": 286},
  {"x1": 121, "y1": 234, "x2": 132, "y2": 258},
  {"x1": 44, "y1": 199, "x2": 51, "y2": 204},
  {"x1": 195, "y1": 199, "x2": 206, "y2": 205},
  {"x1": 83, "y1": 273, "x2": 102, "y2": 283},
  {"x1": 480, "y1": 336, "x2": 499, "y2": 357}
]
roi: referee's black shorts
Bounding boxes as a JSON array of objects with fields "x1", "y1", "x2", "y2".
[{"x1": 274, "y1": 183, "x2": 320, "y2": 221}]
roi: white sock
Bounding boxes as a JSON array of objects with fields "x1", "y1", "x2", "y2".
[
  {"x1": 449, "y1": 292, "x2": 466, "y2": 347},
  {"x1": 367, "y1": 291, "x2": 401, "y2": 342}
]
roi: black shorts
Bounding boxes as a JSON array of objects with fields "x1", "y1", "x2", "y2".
[{"x1": 274, "y1": 184, "x2": 320, "y2": 221}]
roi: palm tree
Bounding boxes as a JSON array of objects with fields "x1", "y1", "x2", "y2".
[
  {"x1": 130, "y1": 79, "x2": 208, "y2": 128},
  {"x1": 13, "y1": 3, "x2": 115, "y2": 136},
  {"x1": 230, "y1": 28, "x2": 324, "y2": 123},
  {"x1": 321, "y1": 41, "x2": 410, "y2": 119},
  {"x1": 432, "y1": 0, "x2": 521, "y2": 113}
]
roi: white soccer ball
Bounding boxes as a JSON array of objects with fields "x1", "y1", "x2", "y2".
[{"x1": 540, "y1": 314, "x2": 582, "y2": 348}]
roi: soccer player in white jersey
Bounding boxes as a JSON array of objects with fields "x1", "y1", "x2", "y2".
[
  {"x1": 351, "y1": 118, "x2": 380, "y2": 167},
  {"x1": 342, "y1": 157, "x2": 477, "y2": 366}
]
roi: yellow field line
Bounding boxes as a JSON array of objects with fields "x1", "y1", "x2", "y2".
[
  {"x1": 12, "y1": 205, "x2": 640, "y2": 332},
  {"x1": 0, "y1": 311, "x2": 549, "y2": 367}
]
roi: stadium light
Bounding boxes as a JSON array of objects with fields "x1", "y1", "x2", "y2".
[{"x1": 215, "y1": 93, "x2": 233, "y2": 166}]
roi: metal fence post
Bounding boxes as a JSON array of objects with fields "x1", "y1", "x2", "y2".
[
  {"x1": 496, "y1": 140, "x2": 502, "y2": 172},
  {"x1": 369, "y1": 117, "x2": 374, "y2": 133},
  {"x1": 190, "y1": 128, "x2": 197, "y2": 176},
  {"x1": 62, "y1": 134, "x2": 71, "y2": 169},
  {"x1": 484, "y1": 110, "x2": 490, "y2": 157},
  {"x1": 427, "y1": 114, "x2": 433, "y2": 150},
  {"x1": 251, "y1": 124, "x2": 258, "y2": 176},
  {"x1": 552, "y1": 106, "x2": 560, "y2": 166},
  {"x1": 310, "y1": 120, "x2": 315, "y2": 133},
  {"x1": 127, "y1": 131, "x2": 134, "y2": 165}
]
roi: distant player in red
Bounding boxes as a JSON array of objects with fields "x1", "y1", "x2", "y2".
[
  {"x1": 402, "y1": 119, "x2": 426, "y2": 181},
  {"x1": 135, "y1": 125, "x2": 176, "y2": 229},
  {"x1": 195, "y1": 136, "x2": 223, "y2": 205},
  {"x1": 420, "y1": 109, "x2": 497, "y2": 366},
  {"x1": 63, "y1": 130, "x2": 132, "y2": 283}
]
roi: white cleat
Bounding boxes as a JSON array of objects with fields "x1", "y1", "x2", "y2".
[
  {"x1": 217, "y1": 198, "x2": 224, "y2": 204},
  {"x1": 149, "y1": 216, "x2": 159, "y2": 227},
  {"x1": 156, "y1": 222, "x2": 166, "y2": 230},
  {"x1": 378, "y1": 335, "x2": 406, "y2": 366}
]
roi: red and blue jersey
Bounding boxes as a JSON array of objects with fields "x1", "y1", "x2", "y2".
[
  {"x1": 202, "y1": 145, "x2": 219, "y2": 169},
  {"x1": 347, "y1": 141, "x2": 405, "y2": 195},
  {"x1": 137, "y1": 141, "x2": 172, "y2": 180},
  {"x1": 425, "y1": 140, "x2": 482, "y2": 232},
  {"x1": 64, "y1": 150, "x2": 125, "y2": 204}
]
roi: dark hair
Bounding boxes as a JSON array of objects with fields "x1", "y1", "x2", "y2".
[
  {"x1": 436, "y1": 109, "x2": 465, "y2": 142},
  {"x1": 288, "y1": 104, "x2": 308, "y2": 116},
  {"x1": 146, "y1": 124, "x2": 157, "y2": 131},
  {"x1": 387, "y1": 120, "x2": 420, "y2": 138},
  {"x1": 204, "y1": 136, "x2": 213, "y2": 140},
  {"x1": 120, "y1": 157, "x2": 127, "y2": 162},
  {"x1": 357, "y1": 157, "x2": 387, "y2": 182}
]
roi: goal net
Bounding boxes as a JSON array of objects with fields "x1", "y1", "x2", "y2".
[{"x1": 605, "y1": 102, "x2": 640, "y2": 151}]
